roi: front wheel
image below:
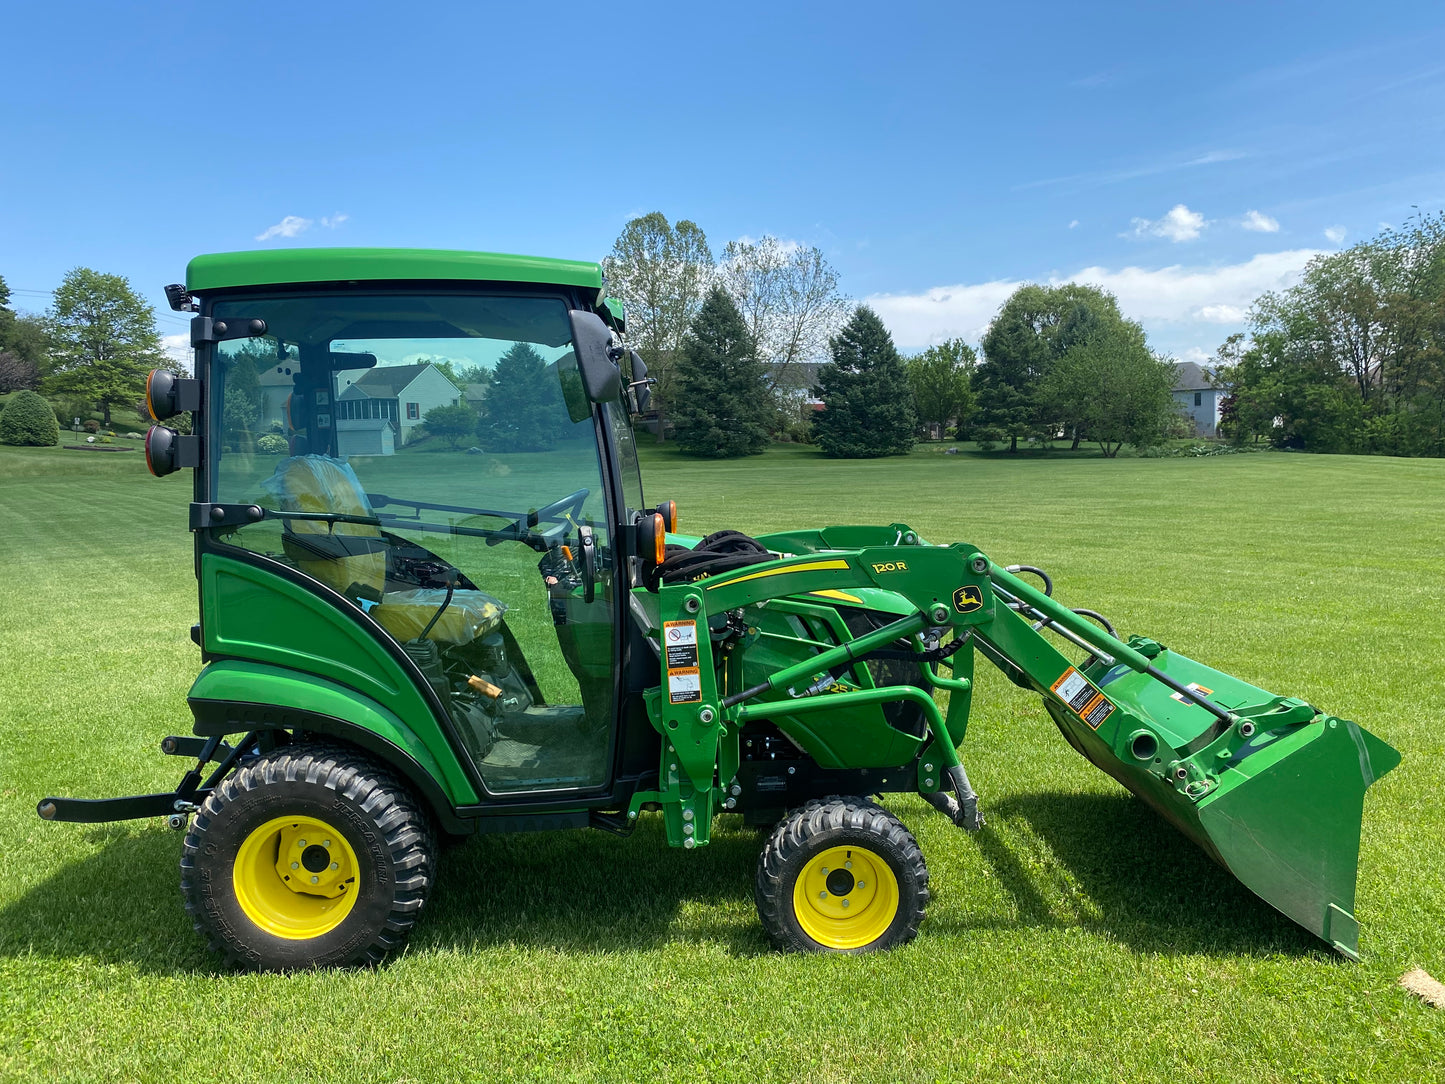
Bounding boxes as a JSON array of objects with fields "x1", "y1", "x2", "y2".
[
  {"x1": 755, "y1": 796, "x2": 929, "y2": 953},
  {"x1": 180, "y1": 745, "x2": 435, "y2": 970}
]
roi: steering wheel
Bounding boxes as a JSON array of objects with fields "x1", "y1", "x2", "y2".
[{"x1": 486, "y1": 488, "x2": 591, "y2": 548}]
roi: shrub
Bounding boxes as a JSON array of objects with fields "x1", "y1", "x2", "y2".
[
  {"x1": 256, "y1": 433, "x2": 289, "y2": 455},
  {"x1": 83, "y1": 420, "x2": 101, "y2": 433},
  {"x1": 0, "y1": 390, "x2": 60, "y2": 446}
]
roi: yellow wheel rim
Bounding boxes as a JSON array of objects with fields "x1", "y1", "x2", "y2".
[
  {"x1": 233, "y1": 815, "x2": 360, "y2": 939},
  {"x1": 792, "y1": 844, "x2": 900, "y2": 949}
]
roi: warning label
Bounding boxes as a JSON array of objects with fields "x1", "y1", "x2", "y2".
[
  {"x1": 664, "y1": 621, "x2": 703, "y2": 703},
  {"x1": 1170, "y1": 682, "x2": 1213, "y2": 704},
  {"x1": 1051, "y1": 667, "x2": 1116, "y2": 731},
  {"x1": 668, "y1": 668, "x2": 702, "y2": 704},
  {"x1": 664, "y1": 620, "x2": 699, "y2": 669}
]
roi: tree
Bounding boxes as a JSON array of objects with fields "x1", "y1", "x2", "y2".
[
  {"x1": 907, "y1": 339, "x2": 976, "y2": 439},
  {"x1": 671, "y1": 286, "x2": 771, "y2": 457},
  {"x1": 0, "y1": 351, "x2": 39, "y2": 393},
  {"x1": 976, "y1": 283, "x2": 1123, "y2": 451},
  {"x1": 811, "y1": 306, "x2": 916, "y2": 458},
  {"x1": 715, "y1": 236, "x2": 850, "y2": 428},
  {"x1": 479, "y1": 341, "x2": 567, "y2": 452},
  {"x1": 0, "y1": 389, "x2": 60, "y2": 446},
  {"x1": 1040, "y1": 322, "x2": 1177, "y2": 457},
  {"x1": 0, "y1": 275, "x2": 48, "y2": 369},
  {"x1": 44, "y1": 268, "x2": 164, "y2": 426},
  {"x1": 602, "y1": 213, "x2": 714, "y2": 442},
  {"x1": 423, "y1": 403, "x2": 478, "y2": 450}
]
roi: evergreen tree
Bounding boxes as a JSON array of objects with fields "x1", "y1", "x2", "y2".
[
  {"x1": 671, "y1": 286, "x2": 771, "y2": 457},
  {"x1": 480, "y1": 342, "x2": 567, "y2": 452},
  {"x1": 811, "y1": 306, "x2": 916, "y2": 458}
]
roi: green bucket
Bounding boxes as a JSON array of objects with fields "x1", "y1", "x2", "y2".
[{"x1": 1046, "y1": 648, "x2": 1400, "y2": 959}]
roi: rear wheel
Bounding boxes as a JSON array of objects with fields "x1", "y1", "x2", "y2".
[
  {"x1": 755, "y1": 796, "x2": 928, "y2": 953},
  {"x1": 180, "y1": 744, "x2": 435, "y2": 970}
]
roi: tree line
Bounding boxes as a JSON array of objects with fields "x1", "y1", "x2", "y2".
[
  {"x1": 1214, "y1": 213, "x2": 1445, "y2": 456},
  {"x1": 611, "y1": 211, "x2": 1182, "y2": 460}
]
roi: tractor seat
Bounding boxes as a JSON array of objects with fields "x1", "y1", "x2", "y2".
[{"x1": 263, "y1": 455, "x2": 504, "y2": 646}]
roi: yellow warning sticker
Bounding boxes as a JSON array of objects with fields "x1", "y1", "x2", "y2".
[
  {"x1": 664, "y1": 620, "x2": 703, "y2": 703},
  {"x1": 1051, "y1": 667, "x2": 1115, "y2": 730}
]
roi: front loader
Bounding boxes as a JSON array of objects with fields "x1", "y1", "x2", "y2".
[{"x1": 37, "y1": 248, "x2": 1399, "y2": 968}]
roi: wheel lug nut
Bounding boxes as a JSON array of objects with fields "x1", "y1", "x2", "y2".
[
  {"x1": 291, "y1": 862, "x2": 299, "y2": 870},
  {"x1": 842, "y1": 900, "x2": 850, "y2": 909},
  {"x1": 819, "y1": 891, "x2": 827, "y2": 899},
  {"x1": 858, "y1": 881, "x2": 866, "y2": 888},
  {"x1": 845, "y1": 861, "x2": 852, "y2": 869},
  {"x1": 310, "y1": 876, "x2": 319, "y2": 884},
  {"x1": 330, "y1": 862, "x2": 338, "y2": 870},
  {"x1": 323, "y1": 840, "x2": 331, "y2": 847},
  {"x1": 821, "y1": 867, "x2": 828, "y2": 874}
]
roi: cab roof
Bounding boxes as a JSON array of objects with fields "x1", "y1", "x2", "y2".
[{"x1": 186, "y1": 247, "x2": 605, "y2": 294}]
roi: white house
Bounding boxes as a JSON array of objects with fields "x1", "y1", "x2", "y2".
[
  {"x1": 336, "y1": 362, "x2": 461, "y2": 445},
  {"x1": 1173, "y1": 361, "x2": 1223, "y2": 437}
]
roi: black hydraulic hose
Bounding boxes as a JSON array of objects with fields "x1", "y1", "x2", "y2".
[
  {"x1": 418, "y1": 578, "x2": 457, "y2": 641},
  {"x1": 1006, "y1": 564, "x2": 1053, "y2": 596}
]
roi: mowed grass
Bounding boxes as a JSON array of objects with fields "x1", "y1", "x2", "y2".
[{"x1": 1, "y1": 440, "x2": 1443, "y2": 1083}]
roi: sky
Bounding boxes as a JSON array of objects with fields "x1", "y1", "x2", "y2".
[{"x1": 3, "y1": 1, "x2": 1444, "y2": 368}]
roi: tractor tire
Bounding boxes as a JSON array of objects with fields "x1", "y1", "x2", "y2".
[
  {"x1": 180, "y1": 744, "x2": 435, "y2": 971},
  {"x1": 755, "y1": 796, "x2": 928, "y2": 953}
]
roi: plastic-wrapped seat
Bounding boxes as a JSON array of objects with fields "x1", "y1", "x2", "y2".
[{"x1": 263, "y1": 455, "x2": 503, "y2": 645}]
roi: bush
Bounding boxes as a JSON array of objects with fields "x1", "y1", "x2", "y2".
[
  {"x1": 0, "y1": 390, "x2": 60, "y2": 446},
  {"x1": 256, "y1": 433, "x2": 289, "y2": 455},
  {"x1": 83, "y1": 420, "x2": 101, "y2": 433}
]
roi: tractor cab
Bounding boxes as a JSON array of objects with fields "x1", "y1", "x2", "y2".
[{"x1": 163, "y1": 251, "x2": 659, "y2": 808}]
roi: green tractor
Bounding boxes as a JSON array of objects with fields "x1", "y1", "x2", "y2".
[{"x1": 38, "y1": 248, "x2": 1399, "y2": 969}]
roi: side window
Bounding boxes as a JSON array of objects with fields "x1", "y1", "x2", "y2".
[{"x1": 208, "y1": 293, "x2": 620, "y2": 795}]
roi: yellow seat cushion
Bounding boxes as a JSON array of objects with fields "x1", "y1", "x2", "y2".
[{"x1": 371, "y1": 588, "x2": 505, "y2": 645}]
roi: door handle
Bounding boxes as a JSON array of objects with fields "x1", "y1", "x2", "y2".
[{"x1": 578, "y1": 525, "x2": 596, "y2": 604}]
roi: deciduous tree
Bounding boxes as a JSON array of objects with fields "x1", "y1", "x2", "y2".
[
  {"x1": 44, "y1": 268, "x2": 164, "y2": 426},
  {"x1": 603, "y1": 213, "x2": 713, "y2": 442},
  {"x1": 907, "y1": 338, "x2": 976, "y2": 438}
]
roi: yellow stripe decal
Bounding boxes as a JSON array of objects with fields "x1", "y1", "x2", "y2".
[
  {"x1": 705, "y1": 558, "x2": 850, "y2": 589},
  {"x1": 810, "y1": 589, "x2": 864, "y2": 604}
]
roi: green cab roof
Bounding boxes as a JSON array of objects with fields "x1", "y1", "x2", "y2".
[{"x1": 186, "y1": 247, "x2": 604, "y2": 294}]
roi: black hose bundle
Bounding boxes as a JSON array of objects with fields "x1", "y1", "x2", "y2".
[{"x1": 645, "y1": 530, "x2": 773, "y2": 590}]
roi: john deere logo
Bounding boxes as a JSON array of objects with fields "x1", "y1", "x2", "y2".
[{"x1": 952, "y1": 585, "x2": 983, "y2": 613}]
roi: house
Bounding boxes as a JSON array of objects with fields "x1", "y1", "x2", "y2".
[
  {"x1": 335, "y1": 362, "x2": 462, "y2": 445},
  {"x1": 1173, "y1": 361, "x2": 1223, "y2": 437}
]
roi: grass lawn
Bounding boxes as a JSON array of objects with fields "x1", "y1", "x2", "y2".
[{"x1": 1, "y1": 439, "x2": 1442, "y2": 1082}]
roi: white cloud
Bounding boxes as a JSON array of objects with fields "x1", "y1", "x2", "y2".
[
  {"x1": 1181, "y1": 347, "x2": 1213, "y2": 365},
  {"x1": 1241, "y1": 209, "x2": 1280, "y2": 233},
  {"x1": 1324, "y1": 225, "x2": 1347, "y2": 243},
  {"x1": 321, "y1": 214, "x2": 350, "y2": 229},
  {"x1": 1129, "y1": 204, "x2": 1207, "y2": 242},
  {"x1": 866, "y1": 249, "x2": 1323, "y2": 352},
  {"x1": 1068, "y1": 219, "x2": 1080, "y2": 229},
  {"x1": 255, "y1": 215, "x2": 313, "y2": 242}
]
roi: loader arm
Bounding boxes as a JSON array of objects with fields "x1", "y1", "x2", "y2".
[{"x1": 628, "y1": 527, "x2": 1399, "y2": 959}]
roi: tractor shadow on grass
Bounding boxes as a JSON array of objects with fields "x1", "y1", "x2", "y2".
[
  {"x1": 416, "y1": 816, "x2": 773, "y2": 957},
  {"x1": 947, "y1": 789, "x2": 1325, "y2": 959},
  {"x1": 0, "y1": 825, "x2": 228, "y2": 974},
  {"x1": 0, "y1": 817, "x2": 774, "y2": 971}
]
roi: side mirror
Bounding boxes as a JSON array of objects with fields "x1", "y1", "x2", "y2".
[
  {"x1": 627, "y1": 350, "x2": 653, "y2": 415},
  {"x1": 566, "y1": 310, "x2": 624, "y2": 405}
]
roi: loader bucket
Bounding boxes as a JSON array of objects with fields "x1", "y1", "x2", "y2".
[{"x1": 1045, "y1": 649, "x2": 1400, "y2": 959}]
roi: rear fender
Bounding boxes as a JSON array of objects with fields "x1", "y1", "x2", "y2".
[{"x1": 187, "y1": 659, "x2": 477, "y2": 832}]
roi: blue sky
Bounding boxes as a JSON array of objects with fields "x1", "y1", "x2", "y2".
[{"x1": 4, "y1": 1, "x2": 1444, "y2": 365}]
